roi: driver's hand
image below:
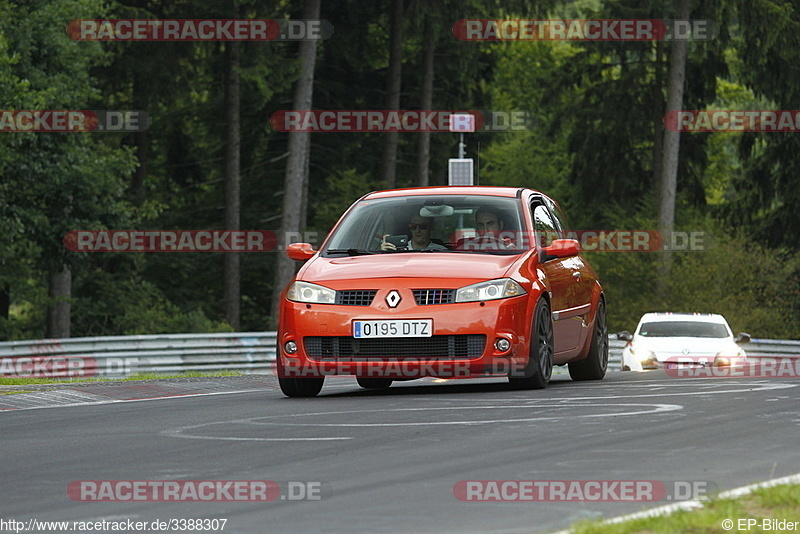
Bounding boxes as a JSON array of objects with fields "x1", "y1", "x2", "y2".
[
  {"x1": 502, "y1": 237, "x2": 517, "y2": 249},
  {"x1": 380, "y1": 235, "x2": 396, "y2": 251}
]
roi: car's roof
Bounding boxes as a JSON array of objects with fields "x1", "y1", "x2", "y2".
[
  {"x1": 638, "y1": 312, "x2": 729, "y2": 324},
  {"x1": 363, "y1": 186, "x2": 532, "y2": 200}
]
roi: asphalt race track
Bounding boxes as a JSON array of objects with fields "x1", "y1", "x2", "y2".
[{"x1": 2, "y1": 371, "x2": 798, "y2": 533}]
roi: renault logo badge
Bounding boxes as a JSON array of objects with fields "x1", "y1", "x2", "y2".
[{"x1": 385, "y1": 290, "x2": 401, "y2": 308}]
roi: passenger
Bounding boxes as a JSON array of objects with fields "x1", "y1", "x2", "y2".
[{"x1": 474, "y1": 208, "x2": 516, "y2": 249}]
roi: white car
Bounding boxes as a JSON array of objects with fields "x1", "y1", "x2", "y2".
[{"x1": 619, "y1": 313, "x2": 750, "y2": 371}]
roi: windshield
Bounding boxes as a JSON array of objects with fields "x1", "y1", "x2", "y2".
[
  {"x1": 638, "y1": 321, "x2": 730, "y2": 338},
  {"x1": 324, "y1": 195, "x2": 526, "y2": 255}
]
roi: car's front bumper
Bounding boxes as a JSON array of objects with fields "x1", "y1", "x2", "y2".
[
  {"x1": 278, "y1": 289, "x2": 531, "y2": 379},
  {"x1": 622, "y1": 351, "x2": 747, "y2": 372}
]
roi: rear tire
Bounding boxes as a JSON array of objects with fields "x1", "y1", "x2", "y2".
[
  {"x1": 356, "y1": 377, "x2": 393, "y2": 390},
  {"x1": 279, "y1": 376, "x2": 324, "y2": 397},
  {"x1": 568, "y1": 299, "x2": 608, "y2": 381},
  {"x1": 509, "y1": 298, "x2": 553, "y2": 390}
]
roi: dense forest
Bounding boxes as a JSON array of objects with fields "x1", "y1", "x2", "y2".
[{"x1": 0, "y1": 0, "x2": 798, "y2": 341}]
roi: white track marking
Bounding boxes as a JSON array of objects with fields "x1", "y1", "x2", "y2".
[
  {"x1": 161, "y1": 402, "x2": 682, "y2": 443},
  {"x1": 0, "y1": 389, "x2": 263, "y2": 413},
  {"x1": 162, "y1": 417, "x2": 354, "y2": 442},
  {"x1": 242, "y1": 403, "x2": 683, "y2": 427}
]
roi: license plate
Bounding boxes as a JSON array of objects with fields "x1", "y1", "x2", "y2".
[
  {"x1": 353, "y1": 319, "x2": 432, "y2": 338},
  {"x1": 665, "y1": 362, "x2": 700, "y2": 370}
]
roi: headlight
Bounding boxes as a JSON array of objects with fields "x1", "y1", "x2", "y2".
[
  {"x1": 631, "y1": 346, "x2": 656, "y2": 362},
  {"x1": 287, "y1": 281, "x2": 336, "y2": 304},
  {"x1": 715, "y1": 348, "x2": 745, "y2": 359},
  {"x1": 455, "y1": 278, "x2": 526, "y2": 303},
  {"x1": 714, "y1": 347, "x2": 745, "y2": 366}
]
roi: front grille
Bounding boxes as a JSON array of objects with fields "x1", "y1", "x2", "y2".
[
  {"x1": 413, "y1": 289, "x2": 456, "y2": 305},
  {"x1": 304, "y1": 335, "x2": 486, "y2": 361},
  {"x1": 335, "y1": 290, "x2": 377, "y2": 306}
]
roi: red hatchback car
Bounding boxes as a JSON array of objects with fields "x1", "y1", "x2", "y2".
[{"x1": 277, "y1": 186, "x2": 608, "y2": 397}]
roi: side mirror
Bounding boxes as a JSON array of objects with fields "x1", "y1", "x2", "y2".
[
  {"x1": 286, "y1": 243, "x2": 316, "y2": 261},
  {"x1": 735, "y1": 332, "x2": 751, "y2": 344},
  {"x1": 543, "y1": 239, "x2": 580, "y2": 258},
  {"x1": 617, "y1": 331, "x2": 633, "y2": 342}
]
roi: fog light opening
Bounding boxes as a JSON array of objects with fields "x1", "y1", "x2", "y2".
[
  {"x1": 284, "y1": 340, "x2": 298, "y2": 354},
  {"x1": 494, "y1": 338, "x2": 511, "y2": 352}
]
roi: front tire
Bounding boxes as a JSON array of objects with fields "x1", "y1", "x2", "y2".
[
  {"x1": 356, "y1": 377, "x2": 393, "y2": 390},
  {"x1": 568, "y1": 299, "x2": 608, "y2": 381},
  {"x1": 509, "y1": 298, "x2": 553, "y2": 390},
  {"x1": 279, "y1": 376, "x2": 324, "y2": 397}
]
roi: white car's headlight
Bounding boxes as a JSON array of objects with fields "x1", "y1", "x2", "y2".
[
  {"x1": 287, "y1": 281, "x2": 336, "y2": 304},
  {"x1": 455, "y1": 278, "x2": 526, "y2": 303},
  {"x1": 714, "y1": 347, "x2": 746, "y2": 366},
  {"x1": 631, "y1": 346, "x2": 656, "y2": 362},
  {"x1": 715, "y1": 347, "x2": 745, "y2": 358}
]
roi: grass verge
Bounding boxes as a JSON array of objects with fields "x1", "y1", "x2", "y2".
[{"x1": 568, "y1": 483, "x2": 800, "y2": 533}]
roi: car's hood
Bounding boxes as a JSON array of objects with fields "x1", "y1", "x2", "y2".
[
  {"x1": 298, "y1": 252, "x2": 522, "y2": 283},
  {"x1": 632, "y1": 336, "x2": 743, "y2": 361}
]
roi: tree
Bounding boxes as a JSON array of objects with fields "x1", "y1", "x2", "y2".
[
  {"x1": 415, "y1": 12, "x2": 435, "y2": 186},
  {"x1": 379, "y1": 0, "x2": 405, "y2": 188},
  {"x1": 0, "y1": 0, "x2": 137, "y2": 339},
  {"x1": 224, "y1": 3, "x2": 242, "y2": 330},
  {"x1": 270, "y1": 0, "x2": 322, "y2": 328},
  {"x1": 726, "y1": 0, "x2": 800, "y2": 252},
  {"x1": 657, "y1": 0, "x2": 691, "y2": 290}
]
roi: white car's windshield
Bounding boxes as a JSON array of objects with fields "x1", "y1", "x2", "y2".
[
  {"x1": 324, "y1": 195, "x2": 526, "y2": 255},
  {"x1": 638, "y1": 321, "x2": 730, "y2": 338}
]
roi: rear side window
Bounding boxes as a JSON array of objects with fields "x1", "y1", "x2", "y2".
[
  {"x1": 531, "y1": 204, "x2": 560, "y2": 248},
  {"x1": 543, "y1": 197, "x2": 570, "y2": 234}
]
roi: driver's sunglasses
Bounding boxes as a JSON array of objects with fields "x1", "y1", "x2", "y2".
[{"x1": 408, "y1": 223, "x2": 430, "y2": 230}]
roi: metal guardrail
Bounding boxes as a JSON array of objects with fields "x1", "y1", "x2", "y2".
[
  {"x1": 0, "y1": 332, "x2": 795, "y2": 378},
  {"x1": 608, "y1": 339, "x2": 625, "y2": 372},
  {"x1": 0, "y1": 333, "x2": 276, "y2": 377},
  {"x1": 736, "y1": 338, "x2": 800, "y2": 357}
]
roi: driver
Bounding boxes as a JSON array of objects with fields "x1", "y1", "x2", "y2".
[{"x1": 381, "y1": 215, "x2": 447, "y2": 251}]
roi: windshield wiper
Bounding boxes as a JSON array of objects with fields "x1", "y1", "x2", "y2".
[
  {"x1": 447, "y1": 248, "x2": 520, "y2": 255},
  {"x1": 325, "y1": 248, "x2": 374, "y2": 256}
]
